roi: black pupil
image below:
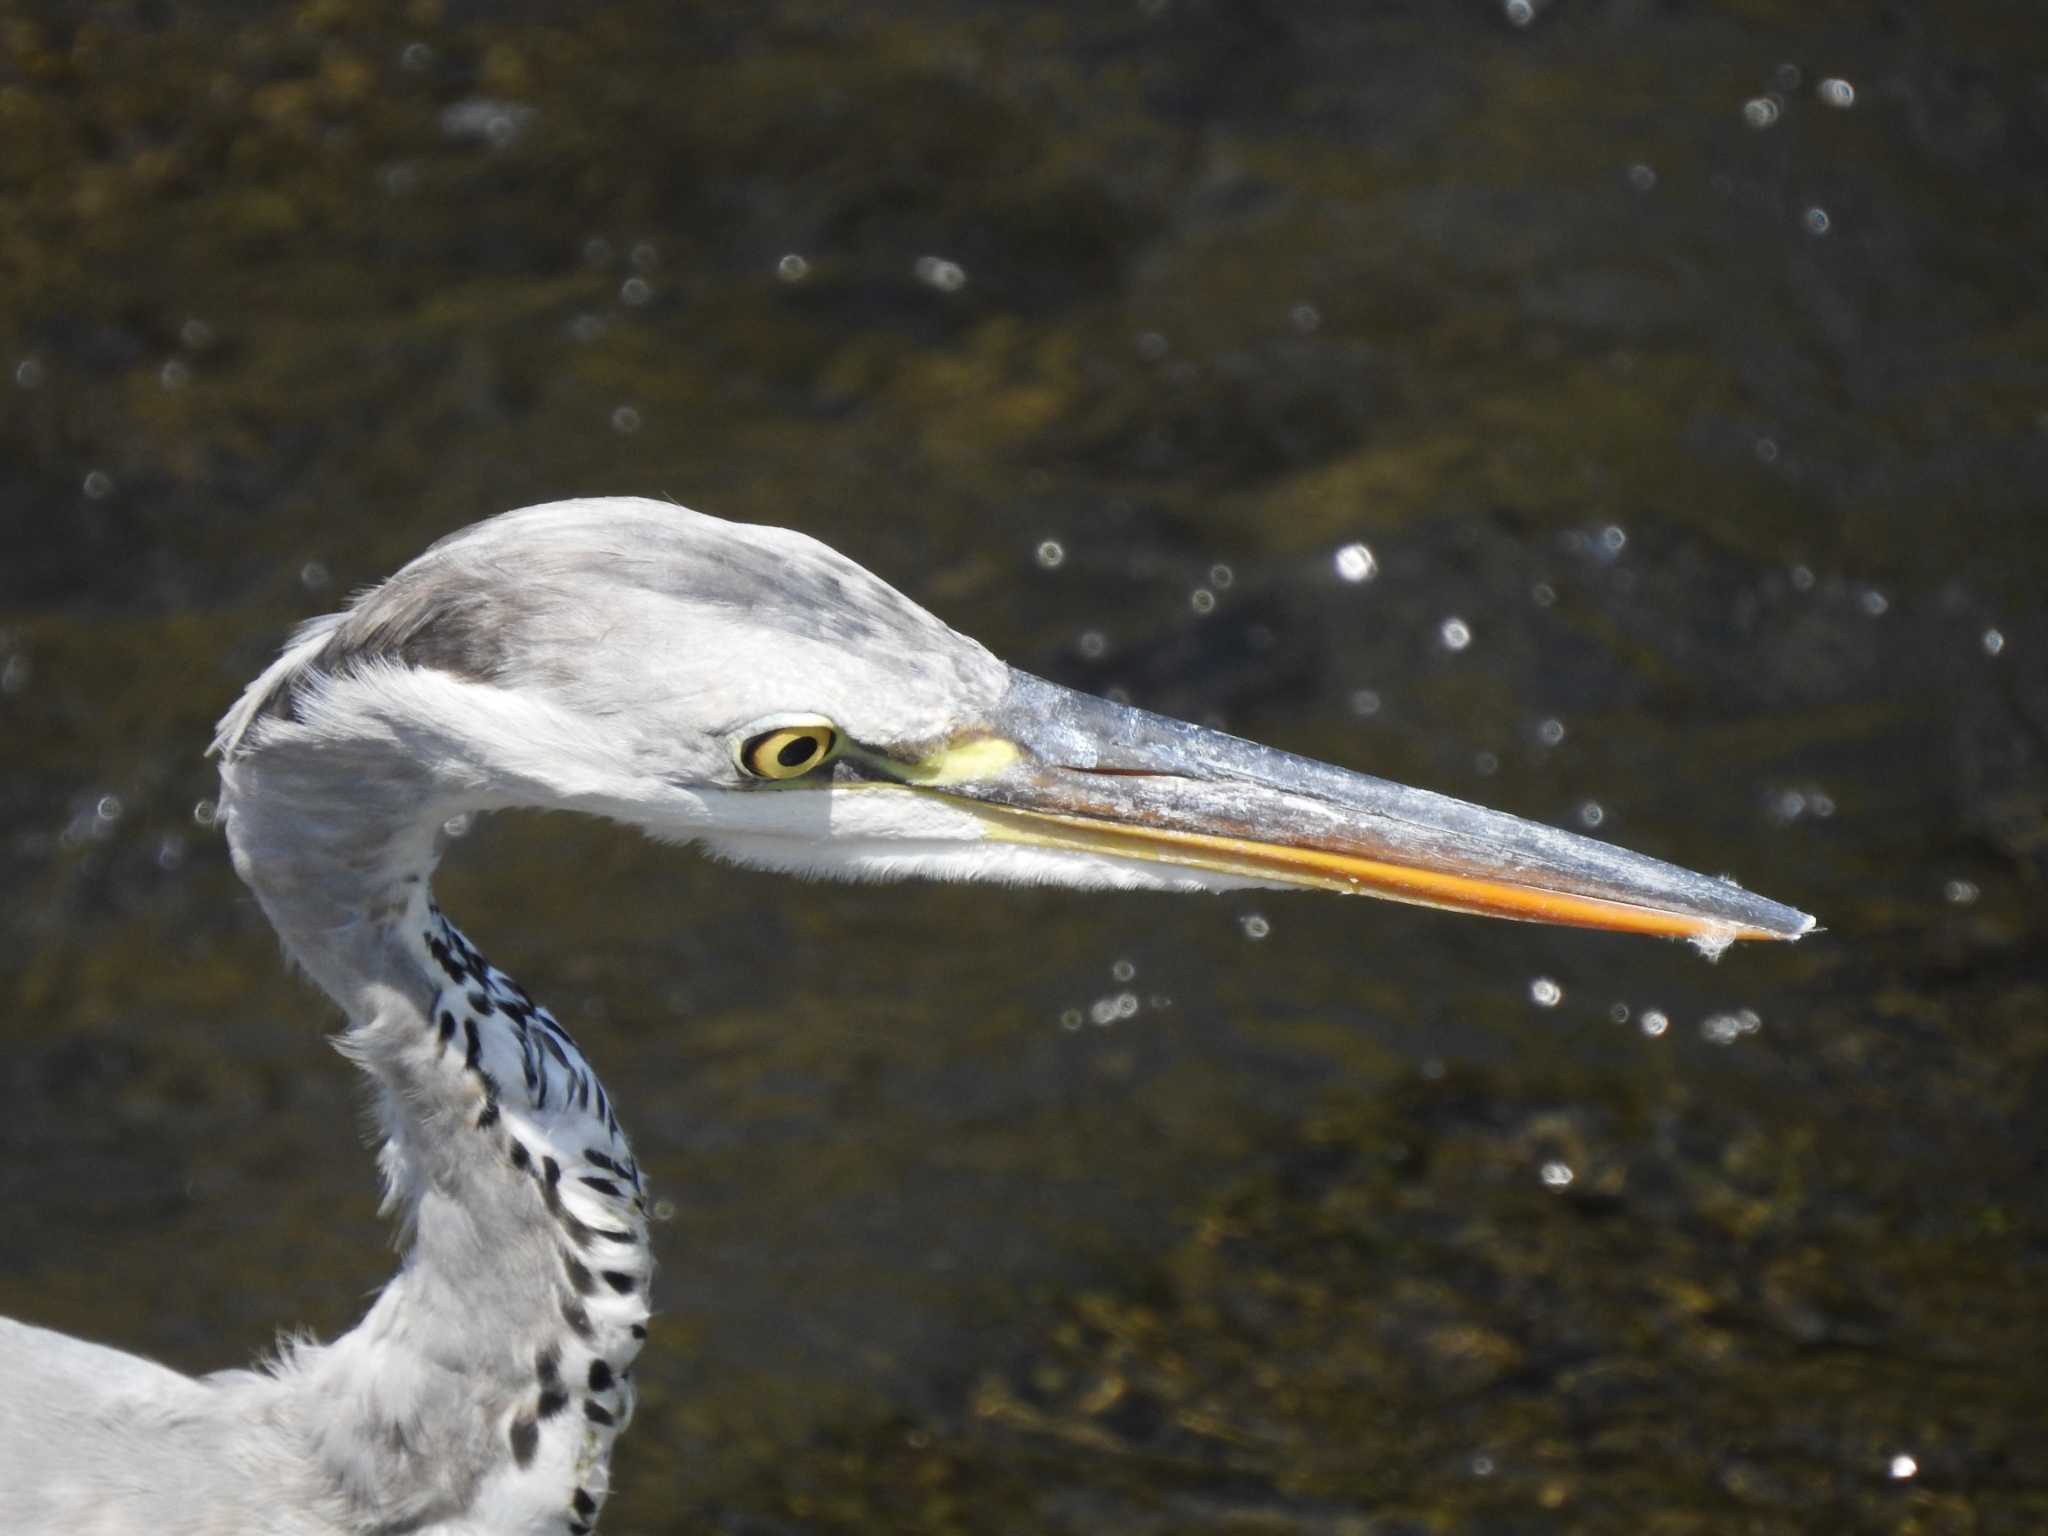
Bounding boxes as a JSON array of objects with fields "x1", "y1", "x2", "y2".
[{"x1": 775, "y1": 735, "x2": 819, "y2": 769}]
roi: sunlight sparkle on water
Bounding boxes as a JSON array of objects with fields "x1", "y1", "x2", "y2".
[
  {"x1": 1701, "y1": 1008, "x2": 1762, "y2": 1045},
  {"x1": 1889, "y1": 1454, "x2": 1918, "y2": 1480},
  {"x1": 1333, "y1": 543, "x2": 1377, "y2": 583},
  {"x1": 913, "y1": 255, "x2": 968, "y2": 292},
  {"x1": 1540, "y1": 1161, "x2": 1574, "y2": 1189}
]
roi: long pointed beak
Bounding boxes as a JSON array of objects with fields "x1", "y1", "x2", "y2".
[{"x1": 909, "y1": 670, "x2": 1814, "y2": 948}]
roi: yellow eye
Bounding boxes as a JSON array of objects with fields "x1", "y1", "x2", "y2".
[{"x1": 740, "y1": 724, "x2": 839, "y2": 780}]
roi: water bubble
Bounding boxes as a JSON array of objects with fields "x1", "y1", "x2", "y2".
[
  {"x1": 1116, "y1": 991, "x2": 1140, "y2": 1020},
  {"x1": 1789, "y1": 564, "x2": 1816, "y2": 591},
  {"x1": 1470, "y1": 1453, "x2": 1497, "y2": 1477},
  {"x1": 619, "y1": 277, "x2": 652, "y2": 306},
  {"x1": 0, "y1": 654, "x2": 29, "y2": 695},
  {"x1": 400, "y1": 41, "x2": 435, "y2": 71},
  {"x1": 1529, "y1": 977, "x2": 1563, "y2": 1008},
  {"x1": 1059, "y1": 1009, "x2": 1083, "y2": 1031},
  {"x1": 629, "y1": 242, "x2": 659, "y2": 273},
  {"x1": 1348, "y1": 688, "x2": 1382, "y2": 718},
  {"x1": 1077, "y1": 630, "x2": 1107, "y2": 660},
  {"x1": 1600, "y1": 524, "x2": 1627, "y2": 554},
  {"x1": 1420, "y1": 1057, "x2": 1446, "y2": 1081},
  {"x1": 442, "y1": 813, "x2": 474, "y2": 839},
  {"x1": 82, "y1": 470, "x2": 115, "y2": 500},
  {"x1": 1135, "y1": 331, "x2": 1169, "y2": 361},
  {"x1": 1531, "y1": 581, "x2": 1557, "y2": 607},
  {"x1": 569, "y1": 314, "x2": 606, "y2": 343},
  {"x1": 1035, "y1": 539, "x2": 1065, "y2": 570},
  {"x1": 1981, "y1": 628, "x2": 2004, "y2": 657},
  {"x1": 1537, "y1": 717, "x2": 1566, "y2": 746},
  {"x1": 913, "y1": 255, "x2": 967, "y2": 292},
  {"x1": 1817, "y1": 77, "x2": 1855, "y2": 108},
  {"x1": 652, "y1": 1198, "x2": 676, "y2": 1222},
  {"x1": 1190, "y1": 588, "x2": 1216, "y2": 615},
  {"x1": 1439, "y1": 617, "x2": 1472, "y2": 652},
  {"x1": 1089, "y1": 996, "x2": 1119, "y2": 1027},
  {"x1": 180, "y1": 318, "x2": 215, "y2": 350},
  {"x1": 1111, "y1": 958, "x2": 1136, "y2": 982},
  {"x1": 1208, "y1": 563, "x2": 1234, "y2": 588},
  {"x1": 192, "y1": 798, "x2": 218, "y2": 827},
  {"x1": 156, "y1": 834, "x2": 187, "y2": 871},
  {"x1": 96, "y1": 794, "x2": 124, "y2": 823},
  {"x1": 1330, "y1": 542, "x2": 1377, "y2": 583},
  {"x1": 1578, "y1": 801, "x2": 1605, "y2": 829},
  {"x1": 1888, "y1": 1454, "x2": 1918, "y2": 1480},
  {"x1": 299, "y1": 560, "x2": 330, "y2": 591},
  {"x1": 1625, "y1": 162, "x2": 1657, "y2": 193},
  {"x1": 1502, "y1": 0, "x2": 1537, "y2": 26},
  {"x1": 1288, "y1": 302, "x2": 1321, "y2": 334},
  {"x1": 1540, "y1": 1160, "x2": 1575, "y2": 1189},
  {"x1": 160, "y1": 359, "x2": 191, "y2": 390},
  {"x1": 1803, "y1": 205, "x2": 1832, "y2": 237},
  {"x1": 1755, "y1": 437, "x2": 1780, "y2": 464},
  {"x1": 1943, "y1": 879, "x2": 1979, "y2": 906},
  {"x1": 610, "y1": 404, "x2": 642, "y2": 434},
  {"x1": 1239, "y1": 913, "x2": 1270, "y2": 940},
  {"x1": 776, "y1": 253, "x2": 810, "y2": 282},
  {"x1": 1639, "y1": 1009, "x2": 1670, "y2": 1038},
  {"x1": 1859, "y1": 587, "x2": 1888, "y2": 617},
  {"x1": 1609, "y1": 1002, "x2": 1631, "y2": 1024},
  {"x1": 1774, "y1": 63, "x2": 1802, "y2": 91},
  {"x1": 582, "y1": 236, "x2": 614, "y2": 268},
  {"x1": 1742, "y1": 96, "x2": 1782, "y2": 129},
  {"x1": 1473, "y1": 750, "x2": 1499, "y2": 776},
  {"x1": 14, "y1": 357, "x2": 43, "y2": 388}
]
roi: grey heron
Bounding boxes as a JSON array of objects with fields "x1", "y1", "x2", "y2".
[{"x1": 0, "y1": 497, "x2": 1812, "y2": 1533}]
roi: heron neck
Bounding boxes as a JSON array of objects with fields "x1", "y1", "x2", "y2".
[{"x1": 219, "y1": 748, "x2": 652, "y2": 1532}]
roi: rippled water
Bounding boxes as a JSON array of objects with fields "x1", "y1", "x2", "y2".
[{"x1": 2, "y1": 3, "x2": 2044, "y2": 1530}]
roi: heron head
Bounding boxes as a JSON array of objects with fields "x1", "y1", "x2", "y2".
[{"x1": 221, "y1": 497, "x2": 1813, "y2": 951}]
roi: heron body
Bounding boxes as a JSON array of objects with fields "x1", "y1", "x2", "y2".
[{"x1": 0, "y1": 498, "x2": 1812, "y2": 1533}]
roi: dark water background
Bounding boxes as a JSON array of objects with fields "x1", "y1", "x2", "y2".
[{"x1": 3, "y1": 3, "x2": 2045, "y2": 1531}]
